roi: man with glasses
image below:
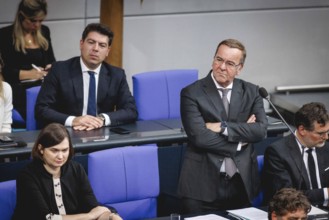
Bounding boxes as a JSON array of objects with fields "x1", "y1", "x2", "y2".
[
  {"x1": 263, "y1": 102, "x2": 329, "y2": 208},
  {"x1": 178, "y1": 39, "x2": 268, "y2": 213}
]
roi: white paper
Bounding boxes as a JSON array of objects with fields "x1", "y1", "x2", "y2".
[
  {"x1": 228, "y1": 207, "x2": 268, "y2": 220},
  {"x1": 185, "y1": 214, "x2": 229, "y2": 220},
  {"x1": 309, "y1": 205, "x2": 328, "y2": 216}
]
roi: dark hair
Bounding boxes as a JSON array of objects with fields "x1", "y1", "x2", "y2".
[
  {"x1": 294, "y1": 102, "x2": 329, "y2": 131},
  {"x1": 214, "y1": 39, "x2": 247, "y2": 65},
  {"x1": 82, "y1": 23, "x2": 114, "y2": 46},
  {"x1": 268, "y1": 188, "x2": 311, "y2": 220},
  {"x1": 18, "y1": 0, "x2": 47, "y2": 19},
  {"x1": 31, "y1": 123, "x2": 74, "y2": 162}
]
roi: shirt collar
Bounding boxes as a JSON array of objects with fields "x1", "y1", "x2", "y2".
[
  {"x1": 80, "y1": 57, "x2": 102, "y2": 75},
  {"x1": 294, "y1": 131, "x2": 315, "y2": 153},
  {"x1": 211, "y1": 72, "x2": 233, "y2": 90}
]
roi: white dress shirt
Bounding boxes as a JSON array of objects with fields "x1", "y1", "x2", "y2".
[
  {"x1": 64, "y1": 58, "x2": 110, "y2": 126},
  {"x1": 0, "y1": 81, "x2": 13, "y2": 133}
]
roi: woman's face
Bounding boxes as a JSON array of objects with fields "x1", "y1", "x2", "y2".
[
  {"x1": 39, "y1": 138, "x2": 70, "y2": 170},
  {"x1": 21, "y1": 12, "x2": 45, "y2": 32}
]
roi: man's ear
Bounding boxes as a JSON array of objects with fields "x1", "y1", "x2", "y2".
[
  {"x1": 298, "y1": 125, "x2": 307, "y2": 136},
  {"x1": 271, "y1": 211, "x2": 278, "y2": 220},
  {"x1": 236, "y1": 63, "x2": 244, "y2": 75}
]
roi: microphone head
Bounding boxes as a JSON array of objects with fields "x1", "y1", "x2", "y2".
[
  {"x1": 16, "y1": 141, "x2": 27, "y2": 147},
  {"x1": 259, "y1": 87, "x2": 269, "y2": 99}
]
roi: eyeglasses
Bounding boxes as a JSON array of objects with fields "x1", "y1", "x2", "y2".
[
  {"x1": 213, "y1": 56, "x2": 241, "y2": 70},
  {"x1": 309, "y1": 130, "x2": 329, "y2": 138}
]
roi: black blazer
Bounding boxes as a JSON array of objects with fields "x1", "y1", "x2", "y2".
[
  {"x1": 263, "y1": 134, "x2": 329, "y2": 205},
  {"x1": 0, "y1": 24, "x2": 56, "y2": 118},
  {"x1": 12, "y1": 160, "x2": 100, "y2": 220},
  {"x1": 35, "y1": 57, "x2": 138, "y2": 126},
  {"x1": 178, "y1": 72, "x2": 268, "y2": 203}
]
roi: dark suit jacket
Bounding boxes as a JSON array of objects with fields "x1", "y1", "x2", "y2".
[
  {"x1": 0, "y1": 25, "x2": 56, "y2": 119},
  {"x1": 13, "y1": 160, "x2": 102, "y2": 220},
  {"x1": 263, "y1": 134, "x2": 329, "y2": 205},
  {"x1": 35, "y1": 57, "x2": 138, "y2": 126},
  {"x1": 178, "y1": 72, "x2": 268, "y2": 203}
]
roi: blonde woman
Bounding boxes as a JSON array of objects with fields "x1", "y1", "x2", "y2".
[
  {"x1": 0, "y1": 0, "x2": 55, "y2": 120},
  {"x1": 0, "y1": 54, "x2": 13, "y2": 133}
]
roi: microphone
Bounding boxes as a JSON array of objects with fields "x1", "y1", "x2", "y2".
[
  {"x1": 0, "y1": 141, "x2": 27, "y2": 149},
  {"x1": 259, "y1": 87, "x2": 295, "y2": 135},
  {"x1": 259, "y1": 87, "x2": 305, "y2": 190}
]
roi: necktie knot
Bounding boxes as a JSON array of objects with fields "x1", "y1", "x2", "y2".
[{"x1": 218, "y1": 88, "x2": 230, "y2": 96}]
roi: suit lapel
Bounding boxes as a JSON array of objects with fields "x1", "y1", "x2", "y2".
[
  {"x1": 71, "y1": 58, "x2": 84, "y2": 114},
  {"x1": 228, "y1": 79, "x2": 243, "y2": 121},
  {"x1": 288, "y1": 135, "x2": 311, "y2": 189},
  {"x1": 97, "y1": 64, "x2": 110, "y2": 104},
  {"x1": 202, "y1": 72, "x2": 226, "y2": 120}
]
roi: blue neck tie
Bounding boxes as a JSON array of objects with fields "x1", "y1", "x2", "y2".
[{"x1": 87, "y1": 71, "x2": 96, "y2": 116}]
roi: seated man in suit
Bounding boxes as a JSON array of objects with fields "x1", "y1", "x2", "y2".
[
  {"x1": 263, "y1": 102, "x2": 329, "y2": 207},
  {"x1": 35, "y1": 23, "x2": 138, "y2": 130},
  {"x1": 268, "y1": 188, "x2": 311, "y2": 220}
]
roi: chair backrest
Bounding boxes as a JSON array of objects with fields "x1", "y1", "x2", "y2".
[
  {"x1": 12, "y1": 108, "x2": 25, "y2": 126},
  {"x1": 0, "y1": 180, "x2": 16, "y2": 220},
  {"x1": 88, "y1": 145, "x2": 159, "y2": 220},
  {"x1": 26, "y1": 86, "x2": 41, "y2": 131},
  {"x1": 252, "y1": 155, "x2": 264, "y2": 207},
  {"x1": 132, "y1": 69, "x2": 198, "y2": 120}
]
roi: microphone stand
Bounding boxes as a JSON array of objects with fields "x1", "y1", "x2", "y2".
[{"x1": 260, "y1": 89, "x2": 305, "y2": 190}]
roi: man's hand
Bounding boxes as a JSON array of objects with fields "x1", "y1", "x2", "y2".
[
  {"x1": 247, "y1": 114, "x2": 256, "y2": 123},
  {"x1": 206, "y1": 114, "x2": 257, "y2": 134},
  {"x1": 206, "y1": 122, "x2": 221, "y2": 133},
  {"x1": 72, "y1": 115, "x2": 104, "y2": 131}
]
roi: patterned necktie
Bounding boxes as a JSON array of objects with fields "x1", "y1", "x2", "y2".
[
  {"x1": 219, "y1": 88, "x2": 230, "y2": 115},
  {"x1": 87, "y1": 71, "x2": 96, "y2": 116},
  {"x1": 218, "y1": 88, "x2": 236, "y2": 177},
  {"x1": 306, "y1": 148, "x2": 318, "y2": 189}
]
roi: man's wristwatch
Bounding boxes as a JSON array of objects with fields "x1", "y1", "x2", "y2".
[
  {"x1": 97, "y1": 114, "x2": 106, "y2": 126},
  {"x1": 220, "y1": 121, "x2": 227, "y2": 133}
]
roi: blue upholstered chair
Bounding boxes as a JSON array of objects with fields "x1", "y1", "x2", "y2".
[
  {"x1": 12, "y1": 108, "x2": 25, "y2": 127},
  {"x1": 26, "y1": 86, "x2": 41, "y2": 131},
  {"x1": 88, "y1": 145, "x2": 159, "y2": 220},
  {"x1": 0, "y1": 180, "x2": 16, "y2": 220},
  {"x1": 132, "y1": 69, "x2": 198, "y2": 120},
  {"x1": 252, "y1": 155, "x2": 264, "y2": 207}
]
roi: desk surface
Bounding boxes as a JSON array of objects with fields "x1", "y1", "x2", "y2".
[
  {"x1": 271, "y1": 91, "x2": 329, "y2": 114},
  {"x1": 0, "y1": 118, "x2": 287, "y2": 159},
  {"x1": 0, "y1": 120, "x2": 186, "y2": 158}
]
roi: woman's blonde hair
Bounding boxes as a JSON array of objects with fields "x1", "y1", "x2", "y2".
[{"x1": 13, "y1": 0, "x2": 48, "y2": 54}]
